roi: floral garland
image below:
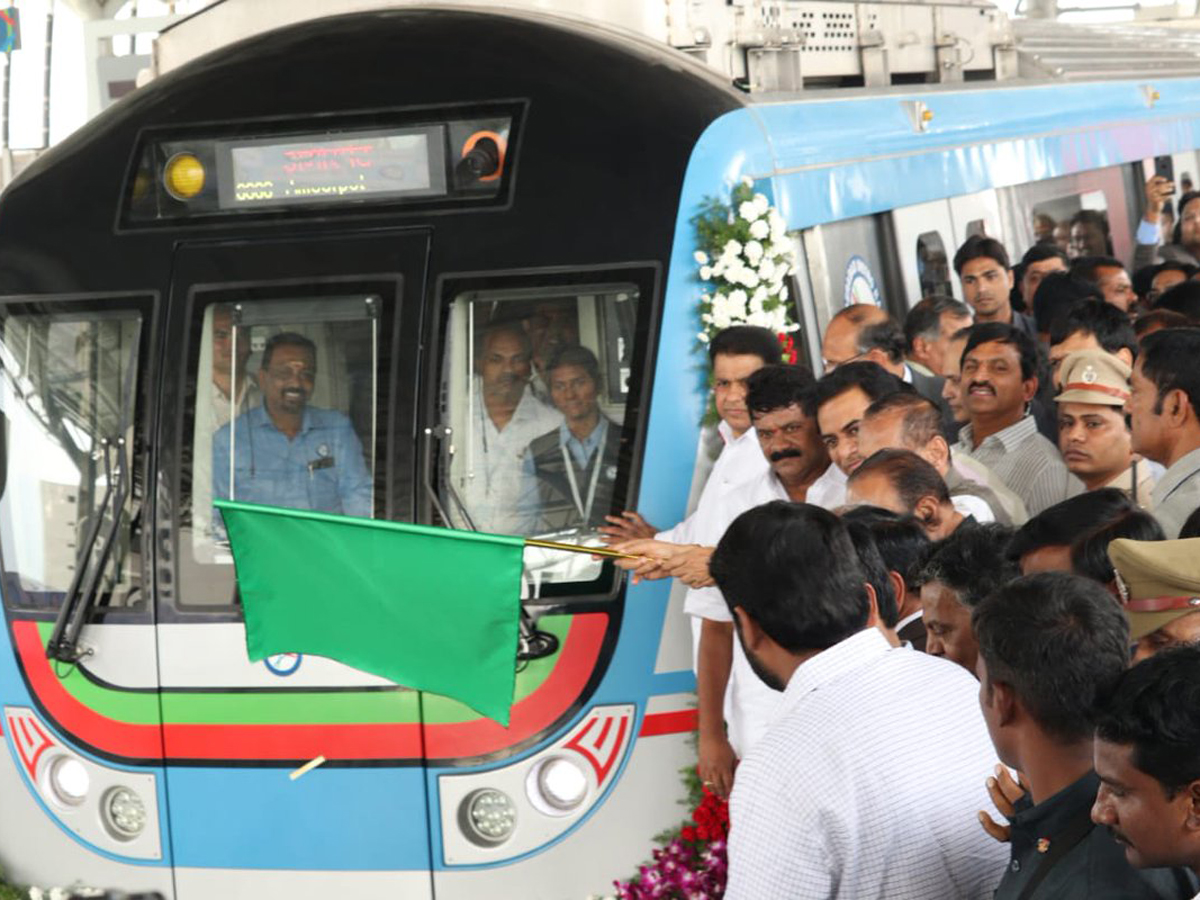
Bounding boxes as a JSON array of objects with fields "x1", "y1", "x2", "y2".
[
  {"x1": 597, "y1": 756, "x2": 730, "y2": 899},
  {"x1": 693, "y1": 178, "x2": 800, "y2": 362}
]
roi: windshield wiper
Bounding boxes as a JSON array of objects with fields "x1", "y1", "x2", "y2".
[
  {"x1": 46, "y1": 435, "x2": 130, "y2": 663},
  {"x1": 46, "y1": 331, "x2": 139, "y2": 664}
]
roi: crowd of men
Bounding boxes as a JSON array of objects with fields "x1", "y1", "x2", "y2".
[{"x1": 598, "y1": 174, "x2": 1200, "y2": 899}]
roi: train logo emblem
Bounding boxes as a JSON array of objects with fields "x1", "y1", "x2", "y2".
[
  {"x1": 843, "y1": 255, "x2": 881, "y2": 307},
  {"x1": 264, "y1": 653, "x2": 303, "y2": 676}
]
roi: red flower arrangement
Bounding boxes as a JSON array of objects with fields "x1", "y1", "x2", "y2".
[
  {"x1": 612, "y1": 784, "x2": 729, "y2": 899},
  {"x1": 777, "y1": 331, "x2": 798, "y2": 365}
]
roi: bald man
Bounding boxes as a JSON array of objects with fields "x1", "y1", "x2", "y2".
[{"x1": 821, "y1": 304, "x2": 947, "y2": 412}]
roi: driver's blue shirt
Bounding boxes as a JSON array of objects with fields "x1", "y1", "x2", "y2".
[{"x1": 212, "y1": 404, "x2": 373, "y2": 522}]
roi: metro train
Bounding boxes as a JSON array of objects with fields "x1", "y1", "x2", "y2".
[{"x1": 1, "y1": 5, "x2": 1200, "y2": 898}]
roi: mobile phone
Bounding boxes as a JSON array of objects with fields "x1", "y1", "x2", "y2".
[{"x1": 1154, "y1": 154, "x2": 1176, "y2": 192}]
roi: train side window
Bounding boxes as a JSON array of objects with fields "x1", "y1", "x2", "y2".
[
  {"x1": 183, "y1": 294, "x2": 381, "y2": 606},
  {"x1": 434, "y1": 278, "x2": 645, "y2": 599},
  {"x1": 0, "y1": 306, "x2": 145, "y2": 612},
  {"x1": 916, "y1": 231, "x2": 953, "y2": 298}
]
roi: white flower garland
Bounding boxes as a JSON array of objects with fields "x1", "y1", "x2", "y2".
[{"x1": 694, "y1": 178, "x2": 801, "y2": 346}]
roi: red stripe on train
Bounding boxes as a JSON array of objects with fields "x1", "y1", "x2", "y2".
[
  {"x1": 639, "y1": 709, "x2": 698, "y2": 736},
  {"x1": 13, "y1": 614, "x2": 608, "y2": 762}
]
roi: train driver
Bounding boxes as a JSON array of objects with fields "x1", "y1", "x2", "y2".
[
  {"x1": 515, "y1": 345, "x2": 621, "y2": 535},
  {"x1": 212, "y1": 331, "x2": 373, "y2": 526}
]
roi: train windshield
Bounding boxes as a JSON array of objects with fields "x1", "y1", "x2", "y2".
[
  {"x1": 437, "y1": 282, "x2": 640, "y2": 595},
  {"x1": 191, "y1": 295, "x2": 380, "y2": 587},
  {"x1": 0, "y1": 305, "x2": 144, "y2": 611}
]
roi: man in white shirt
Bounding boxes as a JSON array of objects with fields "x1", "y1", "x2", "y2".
[
  {"x1": 598, "y1": 326, "x2": 779, "y2": 661},
  {"x1": 451, "y1": 321, "x2": 561, "y2": 533},
  {"x1": 598, "y1": 325, "x2": 778, "y2": 548},
  {"x1": 613, "y1": 365, "x2": 844, "y2": 797},
  {"x1": 709, "y1": 502, "x2": 1007, "y2": 899}
]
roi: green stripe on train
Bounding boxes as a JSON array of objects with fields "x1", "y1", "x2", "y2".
[{"x1": 37, "y1": 617, "x2": 569, "y2": 726}]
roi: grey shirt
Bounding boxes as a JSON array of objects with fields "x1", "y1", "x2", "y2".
[
  {"x1": 954, "y1": 416, "x2": 1083, "y2": 517},
  {"x1": 1152, "y1": 446, "x2": 1200, "y2": 538}
]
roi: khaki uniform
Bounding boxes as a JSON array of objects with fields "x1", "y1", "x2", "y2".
[{"x1": 1109, "y1": 537, "x2": 1200, "y2": 639}]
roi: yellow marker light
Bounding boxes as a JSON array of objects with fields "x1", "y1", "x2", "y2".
[
  {"x1": 922, "y1": 109, "x2": 935, "y2": 123},
  {"x1": 164, "y1": 152, "x2": 205, "y2": 200}
]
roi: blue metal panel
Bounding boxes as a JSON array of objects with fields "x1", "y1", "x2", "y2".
[
  {"x1": 166, "y1": 764, "x2": 431, "y2": 869},
  {"x1": 746, "y1": 77, "x2": 1200, "y2": 228}
]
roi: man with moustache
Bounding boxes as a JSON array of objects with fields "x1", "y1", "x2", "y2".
[
  {"x1": 612, "y1": 365, "x2": 844, "y2": 797},
  {"x1": 1056, "y1": 350, "x2": 1156, "y2": 507},
  {"x1": 953, "y1": 323, "x2": 1081, "y2": 516},
  {"x1": 454, "y1": 321, "x2": 561, "y2": 533},
  {"x1": 213, "y1": 332, "x2": 372, "y2": 525},
  {"x1": 809, "y1": 361, "x2": 909, "y2": 477},
  {"x1": 1129, "y1": 328, "x2": 1200, "y2": 537},
  {"x1": 711, "y1": 502, "x2": 1007, "y2": 899}
]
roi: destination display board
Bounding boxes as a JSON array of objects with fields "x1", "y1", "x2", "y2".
[{"x1": 216, "y1": 126, "x2": 447, "y2": 209}]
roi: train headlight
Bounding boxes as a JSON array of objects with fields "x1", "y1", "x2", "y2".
[
  {"x1": 164, "y1": 152, "x2": 206, "y2": 200},
  {"x1": 527, "y1": 756, "x2": 587, "y2": 815},
  {"x1": 103, "y1": 786, "x2": 147, "y2": 840},
  {"x1": 460, "y1": 788, "x2": 517, "y2": 846},
  {"x1": 46, "y1": 756, "x2": 89, "y2": 807}
]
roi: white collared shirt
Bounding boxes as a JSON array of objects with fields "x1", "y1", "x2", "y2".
[
  {"x1": 656, "y1": 420, "x2": 768, "y2": 545},
  {"x1": 726, "y1": 629, "x2": 1007, "y2": 900},
  {"x1": 451, "y1": 379, "x2": 562, "y2": 533},
  {"x1": 684, "y1": 462, "x2": 848, "y2": 756}
]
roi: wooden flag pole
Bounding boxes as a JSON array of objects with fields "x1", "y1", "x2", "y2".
[{"x1": 524, "y1": 537, "x2": 647, "y2": 561}]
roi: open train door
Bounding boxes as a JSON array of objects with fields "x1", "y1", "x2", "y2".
[{"x1": 152, "y1": 231, "x2": 435, "y2": 898}]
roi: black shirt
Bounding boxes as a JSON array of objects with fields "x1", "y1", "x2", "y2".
[{"x1": 996, "y1": 770, "x2": 1196, "y2": 900}]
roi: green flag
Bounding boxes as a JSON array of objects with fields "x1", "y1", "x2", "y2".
[{"x1": 214, "y1": 499, "x2": 525, "y2": 725}]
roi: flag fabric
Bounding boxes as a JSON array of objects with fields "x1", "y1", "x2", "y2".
[
  {"x1": 0, "y1": 8, "x2": 19, "y2": 53},
  {"x1": 214, "y1": 499, "x2": 525, "y2": 725}
]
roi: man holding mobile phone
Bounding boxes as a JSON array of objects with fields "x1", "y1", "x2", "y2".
[{"x1": 1133, "y1": 160, "x2": 1200, "y2": 273}]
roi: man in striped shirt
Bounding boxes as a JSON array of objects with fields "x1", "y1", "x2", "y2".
[{"x1": 953, "y1": 322, "x2": 1082, "y2": 516}]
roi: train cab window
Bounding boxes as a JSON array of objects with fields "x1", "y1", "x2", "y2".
[
  {"x1": 184, "y1": 295, "x2": 380, "y2": 605},
  {"x1": 964, "y1": 219, "x2": 987, "y2": 240},
  {"x1": 435, "y1": 279, "x2": 643, "y2": 599},
  {"x1": 916, "y1": 231, "x2": 953, "y2": 298},
  {"x1": 0, "y1": 306, "x2": 145, "y2": 611}
]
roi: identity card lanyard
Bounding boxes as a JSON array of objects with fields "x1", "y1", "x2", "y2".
[{"x1": 562, "y1": 441, "x2": 603, "y2": 523}]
